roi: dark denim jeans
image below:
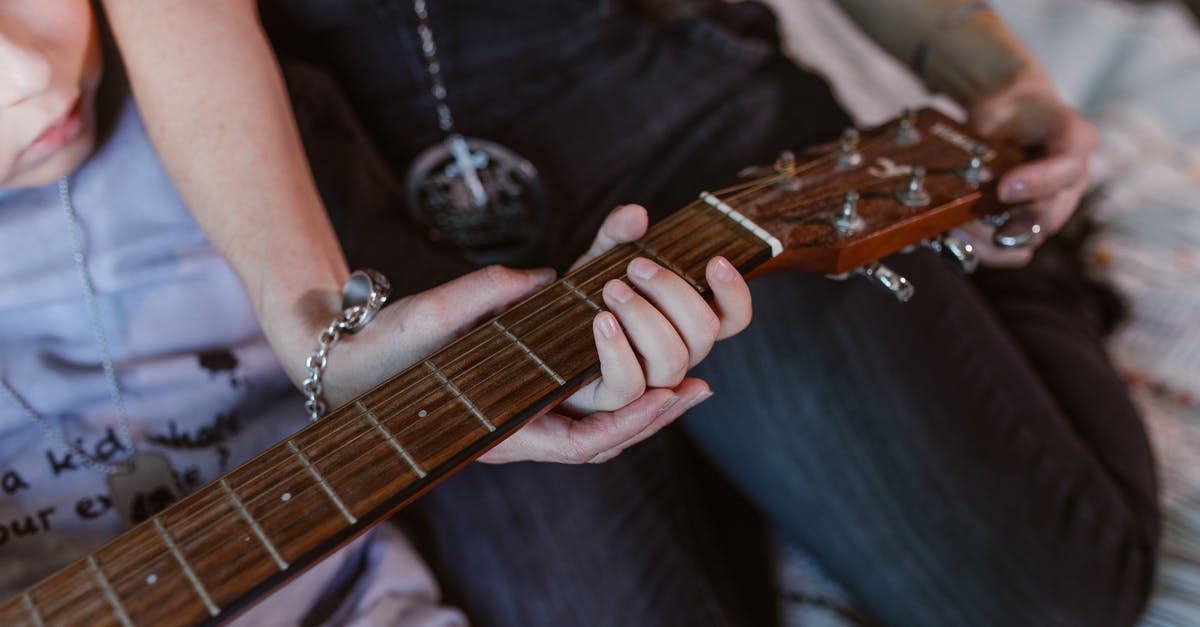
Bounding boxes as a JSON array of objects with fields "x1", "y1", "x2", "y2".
[{"x1": 278, "y1": 1, "x2": 1160, "y2": 625}]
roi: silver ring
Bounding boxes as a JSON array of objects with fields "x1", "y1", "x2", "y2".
[{"x1": 339, "y1": 269, "x2": 391, "y2": 333}]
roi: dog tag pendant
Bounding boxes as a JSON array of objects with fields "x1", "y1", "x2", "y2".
[{"x1": 106, "y1": 452, "x2": 180, "y2": 527}]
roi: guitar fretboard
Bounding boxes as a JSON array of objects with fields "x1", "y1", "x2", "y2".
[{"x1": 0, "y1": 199, "x2": 773, "y2": 626}]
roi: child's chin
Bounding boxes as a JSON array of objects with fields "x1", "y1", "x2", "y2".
[{"x1": 4, "y1": 132, "x2": 96, "y2": 190}]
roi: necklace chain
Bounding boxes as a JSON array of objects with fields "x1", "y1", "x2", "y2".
[
  {"x1": 0, "y1": 177, "x2": 136, "y2": 474},
  {"x1": 412, "y1": 0, "x2": 457, "y2": 133}
]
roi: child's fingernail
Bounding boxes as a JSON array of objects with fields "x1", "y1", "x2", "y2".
[
  {"x1": 712, "y1": 257, "x2": 737, "y2": 282},
  {"x1": 656, "y1": 395, "x2": 681, "y2": 416},
  {"x1": 596, "y1": 312, "x2": 619, "y2": 339},
  {"x1": 605, "y1": 280, "x2": 636, "y2": 304},
  {"x1": 687, "y1": 389, "x2": 714, "y2": 409},
  {"x1": 628, "y1": 258, "x2": 659, "y2": 280},
  {"x1": 1000, "y1": 181, "x2": 1027, "y2": 202},
  {"x1": 530, "y1": 268, "x2": 557, "y2": 287}
]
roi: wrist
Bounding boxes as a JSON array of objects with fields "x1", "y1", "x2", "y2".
[{"x1": 915, "y1": 7, "x2": 1037, "y2": 107}]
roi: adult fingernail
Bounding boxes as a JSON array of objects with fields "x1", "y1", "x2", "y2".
[
  {"x1": 529, "y1": 268, "x2": 556, "y2": 287},
  {"x1": 656, "y1": 395, "x2": 681, "y2": 416},
  {"x1": 628, "y1": 258, "x2": 659, "y2": 280},
  {"x1": 1000, "y1": 181, "x2": 1027, "y2": 202},
  {"x1": 605, "y1": 279, "x2": 635, "y2": 304},
  {"x1": 712, "y1": 257, "x2": 737, "y2": 283},
  {"x1": 687, "y1": 389, "x2": 714, "y2": 409},
  {"x1": 596, "y1": 312, "x2": 619, "y2": 339}
]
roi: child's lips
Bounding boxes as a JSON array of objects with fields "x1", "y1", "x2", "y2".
[{"x1": 23, "y1": 97, "x2": 85, "y2": 161}]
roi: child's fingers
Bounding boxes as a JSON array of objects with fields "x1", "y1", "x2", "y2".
[
  {"x1": 625, "y1": 257, "x2": 720, "y2": 368},
  {"x1": 478, "y1": 379, "x2": 711, "y2": 465},
  {"x1": 601, "y1": 278, "x2": 689, "y2": 388},
  {"x1": 570, "y1": 204, "x2": 649, "y2": 271},
  {"x1": 705, "y1": 257, "x2": 752, "y2": 340}
]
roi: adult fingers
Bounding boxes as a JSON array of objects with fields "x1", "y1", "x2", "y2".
[
  {"x1": 997, "y1": 112, "x2": 1096, "y2": 204},
  {"x1": 375, "y1": 264, "x2": 555, "y2": 358}
]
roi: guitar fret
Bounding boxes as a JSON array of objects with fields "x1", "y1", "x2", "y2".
[
  {"x1": 22, "y1": 593, "x2": 44, "y2": 627},
  {"x1": 560, "y1": 279, "x2": 602, "y2": 311},
  {"x1": 700, "y1": 191, "x2": 783, "y2": 256},
  {"x1": 630, "y1": 241, "x2": 704, "y2": 292},
  {"x1": 286, "y1": 440, "x2": 357, "y2": 524},
  {"x1": 357, "y1": 401, "x2": 427, "y2": 478},
  {"x1": 218, "y1": 479, "x2": 289, "y2": 571},
  {"x1": 492, "y1": 320, "x2": 566, "y2": 385},
  {"x1": 152, "y1": 518, "x2": 219, "y2": 617},
  {"x1": 423, "y1": 360, "x2": 496, "y2": 432},
  {"x1": 86, "y1": 556, "x2": 133, "y2": 627}
]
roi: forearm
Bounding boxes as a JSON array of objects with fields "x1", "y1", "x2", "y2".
[
  {"x1": 102, "y1": 0, "x2": 346, "y2": 382},
  {"x1": 831, "y1": 0, "x2": 1039, "y2": 105}
]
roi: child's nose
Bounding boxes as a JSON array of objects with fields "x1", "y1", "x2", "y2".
[{"x1": 0, "y1": 34, "x2": 53, "y2": 107}]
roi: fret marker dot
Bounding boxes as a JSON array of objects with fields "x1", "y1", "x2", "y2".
[
  {"x1": 146, "y1": 574, "x2": 158, "y2": 585},
  {"x1": 418, "y1": 409, "x2": 428, "y2": 417},
  {"x1": 281, "y1": 492, "x2": 292, "y2": 502}
]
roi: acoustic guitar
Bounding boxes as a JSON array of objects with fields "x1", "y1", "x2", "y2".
[{"x1": 0, "y1": 108, "x2": 1021, "y2": 626}]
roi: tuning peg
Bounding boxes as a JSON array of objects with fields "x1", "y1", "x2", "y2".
[
  {"x1": 892, "y1": 108, "x2": 921, "y2": 145},
  {"x1": 925, "y1": 233, "x2": 979, "y2": 273},
  {"x1": 957, "y1": 142, "x2": 993, "y2": 184},
  {"x1": 861, "y1": 262, "x2": 915, "y2": 302},
  {"x1": 774, "y1": 150, "x2": 796, "y2": 173},
  {"x1": 824, "y1": 262, "x2": 915, "y2": 301},
  {"x1": 837, "y1": 128, "x2": 862, "y2": 169},
  {"x1": 989, "y1": 208, "x2": 1042, "y2": 249},
  {"x1": 896, "y1": 167, "x2": 931, "y2": 207},
  {"x1": 833, "y1": 191, "x2": 864, "y2": 235}
]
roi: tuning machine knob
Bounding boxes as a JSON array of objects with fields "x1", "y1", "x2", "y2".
[
  {"x1": 924, "y1": 233, "x2": 979, "y2": 274},
  {"x1": 832, "y1": 191, "x2": 865, "y2": 235},
  {"x1": 896, "y1": 167, "x2": 931, "y2": 207},
  {"x1": 836, "y1": 128, "x2": 862, "y2": 170},
  {"x1": 825, "y1": 262, "x2": 915, "y2": 302},
  {"x1": 985, "y1": 209, "x2": 1041, "y2": 249},
  {"x1": 862, "y1": 263, "x2": 915, "y2": 302},
  {"x1": 892, "y1": 108, "x2": 921, "y2": 145},
  {"x1": 957, "y1": 143, "x2": 993, "y2": 185}
]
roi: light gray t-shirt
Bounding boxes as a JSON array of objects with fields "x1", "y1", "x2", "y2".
[{"x1": 0, "y1": 101, "x2": 464, "y2": 626}]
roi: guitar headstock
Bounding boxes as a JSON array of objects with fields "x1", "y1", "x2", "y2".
[{"x1": 701, "y1": 108, "x2": 1022, "y2": 300}]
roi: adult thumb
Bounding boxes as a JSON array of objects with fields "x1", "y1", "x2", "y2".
[{"x1": 388, "y1": 265, "x2": 557, "y2": 355}]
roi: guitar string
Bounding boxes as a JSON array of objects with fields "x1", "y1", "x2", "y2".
[
  {"x1": 67, "y1": 134, "x2": 931, "y2": 591},
  {"x1": 70, "y1": 159, "x2": 890, "y2": 589},
  {"x1": 72, "y1": 192, "x2": 772, "y2": 591},
  {"x1": 65, "y1": 140, "x2": 930, "y2": 598},
  {"x1": 49, "y1": 121, "x2": 953, "y2": 618},
  {"x1": 73, "y1": 204, "x2": 744, "y2": 587}
]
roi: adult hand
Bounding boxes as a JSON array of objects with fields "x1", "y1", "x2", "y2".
[
  {"x1": 315, "y1": 204, "x2": 751, "y2": 465},
  {"x1": 960, "y1": 65, "x2": 1098, "y2": 267}
]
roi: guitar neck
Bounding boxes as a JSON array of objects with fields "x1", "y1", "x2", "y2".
[{"x1": 0, "y1": 200, "x2": 773, "y2": 626}]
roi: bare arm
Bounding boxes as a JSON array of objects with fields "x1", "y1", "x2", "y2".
[
  {"x1": 830, "y1": 0, "x2": 1033, "y2": 105},
  {"x1": 831, "y1": 0, "x2": 1098, "y2": 266},
  {"x1": 99, "y1": 1, "x2": 754, "y2": 463},
  {"x1": 102, "y1": 0, "x2": 346, "y2": 384}
]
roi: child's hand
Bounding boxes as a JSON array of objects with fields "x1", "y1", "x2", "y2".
[{"x1": 481, "y1": 204, "x2": 752, "y2": 464}]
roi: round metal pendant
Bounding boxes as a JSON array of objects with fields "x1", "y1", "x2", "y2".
[{"x1": 405, "y1": 135, "x2": 547, "y2": 264}]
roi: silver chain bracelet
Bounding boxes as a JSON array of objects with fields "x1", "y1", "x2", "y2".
[{"x1": 302, "y1": 269, "x2": 391, "y2": 422}]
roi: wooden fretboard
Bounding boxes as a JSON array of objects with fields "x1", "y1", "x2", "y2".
[{"x1": 0, "y1": 199, "x2": 773, "y2": 626}]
